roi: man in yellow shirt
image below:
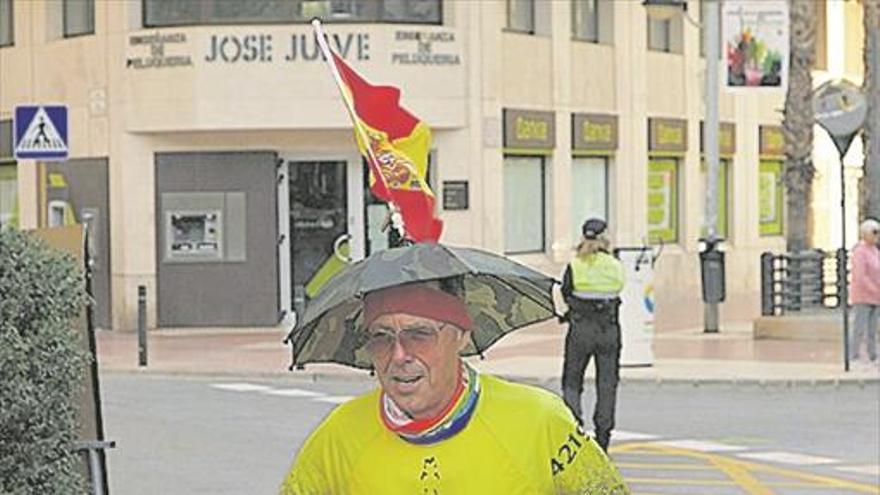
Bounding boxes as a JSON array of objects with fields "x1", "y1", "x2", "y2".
[{"x1": 281, "y1": 283, "x2": 629, "y2": 494}]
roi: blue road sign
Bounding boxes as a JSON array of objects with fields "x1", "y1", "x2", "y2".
[{"x1": 14, "y1": 105, "x2": 69, "y2": 160}]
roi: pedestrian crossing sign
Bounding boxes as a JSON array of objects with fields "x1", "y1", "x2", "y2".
[{"x1": 14, "y1": 105, "x2": 69, "y2": 160}]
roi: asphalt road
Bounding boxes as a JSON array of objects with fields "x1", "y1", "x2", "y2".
[{"x1": 100, "y1": 373, "x2": 879, "y2": 495}]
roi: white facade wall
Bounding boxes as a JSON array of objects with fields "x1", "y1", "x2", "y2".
[
  {"x1": 811, "y1": 0, "x2": 865, "y2": 254},
  {"x1": 1, "y1": 0, "x2": 820, "y2": 332}
]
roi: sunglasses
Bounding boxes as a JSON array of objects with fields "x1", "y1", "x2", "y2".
[{"x1": 363, "y1": 323, "x2": 450, "y2": 359}]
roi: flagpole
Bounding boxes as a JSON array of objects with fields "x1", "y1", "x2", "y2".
[
  {"x1": 311, "y1": 19, "x2": 409, "y2": 242},
  {"x1": 311, "y1": 21, "x2": 367, "y2": 147},
  {"x1": 311, "y1": 19, "x2": 396, "y2": 201}
]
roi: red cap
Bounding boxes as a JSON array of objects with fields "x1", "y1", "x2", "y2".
[{"x1": 363, "y1": 285, "x2": 473, "y2": 331}]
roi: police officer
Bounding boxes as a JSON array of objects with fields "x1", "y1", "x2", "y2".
[{"x1": 560, "y1": 218, "x2": 625, "y2": 452}]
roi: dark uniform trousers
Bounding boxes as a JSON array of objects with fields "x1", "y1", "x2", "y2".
[{"x1": 561, "y1": 299, "x2": 621, "y2": 452}]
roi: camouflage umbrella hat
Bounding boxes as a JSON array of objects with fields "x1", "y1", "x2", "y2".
[{"x1": 286, "y1": 243, "x2": 559, "y2": 370}]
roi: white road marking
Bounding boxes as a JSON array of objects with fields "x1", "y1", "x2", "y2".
[
  {"x1": 313, "y1": 396, "x2": 355, "y2": 404},
  {"x1": 211, "y1": 383, "x2": 272, "y2": 392},
  {"x1": 263, "y1": 388, "x2": 325, "y2": 398},
  {"x1": 612, "y1": 430, "x2": 661, "y2": 441},
  {"x1": 210, "y1": 383, "x2": 352, "y2": 404},
  {"x1": 835, "y1": 464, "x2": 880, "y2": 477},
  {"x1": 650, "y1": 439, "x2": 748, "y2": 452},
  {"x1": 736, "y1": 451, "x2": 838, "y2": 466}
]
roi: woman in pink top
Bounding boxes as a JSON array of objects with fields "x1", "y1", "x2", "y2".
[{"x1": 850, "y1": 218, "x2": 880, "y2": 365}]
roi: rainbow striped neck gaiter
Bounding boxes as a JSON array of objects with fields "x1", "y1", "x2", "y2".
[{"x1": 379, "y1": 363, "x2": 481, "y2": 445}]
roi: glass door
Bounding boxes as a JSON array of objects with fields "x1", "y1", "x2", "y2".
[{"x1": 288, "y1": 160, "x2": 349, "y2": 315}]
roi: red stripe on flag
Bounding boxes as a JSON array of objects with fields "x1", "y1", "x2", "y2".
[
  {"x1": 332, "y1": 53, "x2": 420, "y2": 142},
  {"x1": 393, "y1": 189, "x2": 443, "y2": 243}
]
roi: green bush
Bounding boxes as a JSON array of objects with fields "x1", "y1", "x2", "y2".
[{"x1": 0, "y1": 228, "x2": 90, "y2": 494}]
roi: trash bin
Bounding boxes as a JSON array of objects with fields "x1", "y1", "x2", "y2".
[{"x1": 699, "y1": 238, "x2": 726, "y2": 304}]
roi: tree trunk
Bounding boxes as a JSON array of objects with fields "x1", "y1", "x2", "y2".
[
  {"x1": 784, "y1": 0, "x2": 817, "y2": 252},
  {"x1": 862, "y1": 0, "x2": 880, "y2": 220}
]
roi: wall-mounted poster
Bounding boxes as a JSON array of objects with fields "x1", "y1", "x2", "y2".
[
  {"x1": 647, "y1": 158, "x2": 678, "y2": 243},
  {"x1": 723, "y1": 0, "x2": 788, "y2": 89},
  {"x1": 759, "y1": 160, "x2": 784, "y2": 236}
]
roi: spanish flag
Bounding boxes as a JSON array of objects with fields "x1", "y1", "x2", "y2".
[{"x1": 323, "y1": 45, "x2": 443, "y2": 243}]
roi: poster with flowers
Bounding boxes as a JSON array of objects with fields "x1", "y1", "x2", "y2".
[{"x1": 723, "y1": 0, "x2": 788, "y2": 90}]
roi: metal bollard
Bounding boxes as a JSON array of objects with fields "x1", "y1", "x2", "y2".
[
  {"x1": 760, "y1": 252, "x2": 774, "y2": 316},
  {"x1": 787, "y1": 254, "x2": 802, "y2": 312},
  {"x1": 138, "y1": 285, "x2": 148, "y2": 367},
  {"x1": 76, "y1": 440, "x2": 115, "y2": 495}
]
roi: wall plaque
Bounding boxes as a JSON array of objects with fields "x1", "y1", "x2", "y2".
[{"x1": 442, "y1": 181, "x2": 469, "y2": 210}]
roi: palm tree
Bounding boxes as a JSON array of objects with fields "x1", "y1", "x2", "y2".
[
  {"x1": 862, "y1": 0, "x2": 880, "y2": 220},
  {"x1": 783, "y1": 0, "x2": 816, "y2": 252}
]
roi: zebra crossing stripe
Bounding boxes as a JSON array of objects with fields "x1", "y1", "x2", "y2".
[
  {"x1": 263, "y1": 388, "x2": 325, "y2": 398},
  {"x1": 835, "y1": 464, "x2": 880, "y2": 477},
  {"x1": 736, "y1": 451, "x2": 838, "y2": 466},
  {"x1": 210, "y1": 383, "x2": 272, "y2": 392},
  {"x1": 650, "y1": 439, "x2": 747, "y2": 452},
  {"x1": 210, "y1": 382, "x2": 354, "y2": 405},
  {"x1": 612, "y1": 430, "x2": 661, "y2": 441},
  {"x1": 313, "y1": 396, "x2": 355, "y2": 404}
]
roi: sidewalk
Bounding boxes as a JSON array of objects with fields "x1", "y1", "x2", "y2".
[{"x1": 95, "y1": 320, "x2": 880, "y2": 385}]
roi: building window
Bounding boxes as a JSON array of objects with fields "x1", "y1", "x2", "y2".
[
  {"x1": 571, "y1": 156, "x2": 608, "y2": 243},
  {"x1": 759, "y1": 159, "x2": 784, "y2": 236},
  {"x1": 700, "y1": 159, "x2": 730, "y2": 239},
  {"x1": 572, "y1": 0, "x2": 599, "y2": 42},
  {"x1": 0, "y1": 0, "x2": 13, "y2": 47},
  {"x1": 143, "y1": 0, "x2": 442, "y2": 27},
  {"x1": 647, "y1": 158, "x2": 679, "y2": 243},
  {"x1": 382, "y1": 0, "x2": 441, "y2": 23},
  {"x1": 506, "y1": 0, "x2": 534, "y2": 34},
  {"x1": 0, "y1": 120, "x2": 17, "y2": 230},
  {"x1": 0, "y1": 119, "x2": 12, "y2": 160},
  {"x1": 647, "y1": 18, "x2": 671, "y2": 52},
  {"x1": 64, "y1": 0, "x2": 95, "y2": 37},
  {"x1": 504, "y1": 156, "x2": 545, "y2": 254},
  {"x1": 0, "y1": 164, "x2": 17, "y2": 230}
]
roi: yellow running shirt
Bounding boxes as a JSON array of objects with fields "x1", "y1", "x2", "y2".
[{"x1": 280, "y1": 374, "x2": 629, "y2": 494}]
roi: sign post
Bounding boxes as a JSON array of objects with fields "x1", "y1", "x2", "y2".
[{"x1": 812, "y1": 79, "x2": 868, "y2": 373}]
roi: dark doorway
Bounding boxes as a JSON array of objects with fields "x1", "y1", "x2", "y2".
[{"x1": 288, "y1": 160, "x2": 348, "y2": 314}]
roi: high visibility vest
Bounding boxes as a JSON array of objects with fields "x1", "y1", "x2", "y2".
[{"x1": 570, "y1": 252, "x2": 625, "y2": 297}]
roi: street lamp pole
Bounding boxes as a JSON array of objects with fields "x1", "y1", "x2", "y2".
[
  {"x1": 703, "y1": 0, "x2": 721, "y2": 333},
  {"x1": 644, "y1": 0, "x2": 724, "y2": 333}
]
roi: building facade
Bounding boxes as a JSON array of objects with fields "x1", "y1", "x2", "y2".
[
  {"x1": 0, "y1": 0, "x2": 859, "y2": 332},
  {"x1": 810, "y1": 0, "x2": 868, "y2": 254}
]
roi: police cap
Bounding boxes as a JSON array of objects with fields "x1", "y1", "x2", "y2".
[{"x1": 581, "y1": 218, "x2": 607, "y2": 239}]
